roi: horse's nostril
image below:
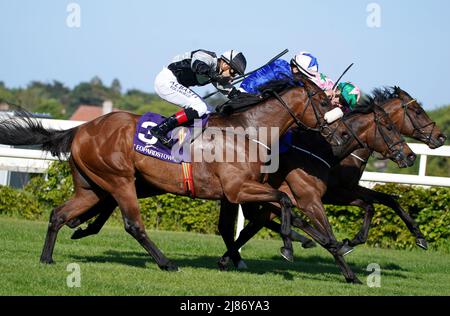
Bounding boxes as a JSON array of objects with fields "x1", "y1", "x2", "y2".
[
  {"x1": 438, "y1": 134, "x2": 447, "y2": 143},
  {"x1": 408, "y1": 153, "x2": 416, "y2": 161}
]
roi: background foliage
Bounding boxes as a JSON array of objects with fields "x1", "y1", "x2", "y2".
[{"x1": 0, "y1": 78, "x2": 225, "y2": 118}]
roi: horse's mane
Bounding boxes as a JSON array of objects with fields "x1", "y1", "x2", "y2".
[
  {"x1": 360, "y1": 86, "x2": 402, "y2": 108},
  {"x1": 344, "y1": 101, "x2": 376, "y2": 118},
  {"x1": 344, "y1": 86, "x2": 410, "y2": 118}
]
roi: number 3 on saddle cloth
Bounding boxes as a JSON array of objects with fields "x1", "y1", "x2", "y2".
[{"x1": 133, "y1": 112, "x2": 209, "y2": 197}]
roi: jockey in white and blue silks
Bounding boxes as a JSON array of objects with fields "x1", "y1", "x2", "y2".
[
  {"x1": 239, "y1": 58, "x2": 297, "y2": 94},
  {"x1": 239, "y1": 51, "x2": 360, "y2": 152},
  {"x1": 152, "y1": 49, "x2": 247, "y2": 147},
  {"x1": 239, "y1": 52, "x2": 316, "y2": 153}
]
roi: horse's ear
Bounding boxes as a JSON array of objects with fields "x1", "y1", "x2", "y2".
[{"x1": 393, "y1": 86, "x2": 402, "y2": 95}]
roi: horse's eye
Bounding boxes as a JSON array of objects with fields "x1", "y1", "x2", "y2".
[
  {"x1": 415, "y1": 109, "x2": 422, "y2": 115},
  {"x1": 387, "y1": 124, "x2": 393, "y2": 131}
]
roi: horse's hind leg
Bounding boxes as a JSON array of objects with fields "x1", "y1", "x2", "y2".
[
  {"x1": 218, "y1": 199, "x2": 242, "y2": 269},
  {"x1": 111, "y1": 181, "x2": 178, "y2": 271},
  {"x1": 70, "y1": 195, "x2": 118, "y2": 240},
  {"x1": 40, "y1": 188, "x2": 102, "y2": 264}
]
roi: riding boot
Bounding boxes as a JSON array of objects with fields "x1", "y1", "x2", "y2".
[
  {"x1": 150, "y1": 108, "x2": 200, "y2": 148},
  {"x1": 150, "y1": 116, "x2": 179, "y2": 147}
]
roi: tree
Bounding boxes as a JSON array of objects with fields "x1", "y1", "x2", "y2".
[
  {"x1": 90, "y1": 76, "x2": 103, "y2": 86},
  {"x1": 111, "y1": 78, "x2": 122, "y2": 95},
  {"x1": 34, "y1": 99, "x2": 66, "y2": 119},
  {"x1": 69, "y1": 82, "x2": 106, "y2": 114}
]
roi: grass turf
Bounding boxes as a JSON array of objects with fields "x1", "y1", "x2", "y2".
[{"x1": 0, "y1": 217, "x2": 449, "y2": 296}]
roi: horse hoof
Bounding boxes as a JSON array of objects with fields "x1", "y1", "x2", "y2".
[
  {"x1": 70, "y1": 228, "x2": 86, "y2": 240},
  {"x1": 346, "y1": 277, "x2": 363, "y2": 285},
  {"x1": 218, "y1": 256, "x2": 231, "y2": 271},
  {"x1": 40, "y1": 258, "x2": 55, "y2": 264},
  {"x1": 416, "y1": 238, "x2": 428, "y2": 250},
  {"x1": 237, "y1": 260, "x2": 248, "y2": 270},
  {"x1": 301, "y1": 239, "x2": 317, "y2": 249},
  {"x1": 338, "y1": 242, "x2": 354, "y2": 257},
  {"x1": 280, "y1": 247, "x2": 294, "y2": 262},
  {"x1": 161, "y1": 262, "x2": 180, "y2": 272}
]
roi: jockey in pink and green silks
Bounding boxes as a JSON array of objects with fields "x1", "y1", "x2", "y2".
[{"x1": 290, "y1": 52, "x2": 361, "y2": 111}]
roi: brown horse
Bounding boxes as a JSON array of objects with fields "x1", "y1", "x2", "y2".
[
  {"x1": 0, "y1": 78, "x2": 357, "y2": 271},
  {"x1": 218, "y1": 87, "x2": 444, "y2": 273}
]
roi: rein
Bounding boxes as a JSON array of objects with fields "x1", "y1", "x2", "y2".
[
  {"x1": 372, "y1": 106, "x2": 405, "y2": 158},
  {"x1": 269, "y1": 90, "x2": 321, "y2": 132}
]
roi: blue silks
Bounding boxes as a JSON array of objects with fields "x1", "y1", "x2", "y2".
[{"x1": 240, "y1": 59, "x2": 294, "y2": 94}]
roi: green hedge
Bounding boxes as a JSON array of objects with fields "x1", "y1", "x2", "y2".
[
  {"x1": 0, "y1": 185, "x2": 42, "y2": 220},
  {"x1": 0, "y1": 162, "x2": 449, "y2": 250}
]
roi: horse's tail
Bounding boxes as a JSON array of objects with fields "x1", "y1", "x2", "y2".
[{"x1": 0, "y1": 109, "x2": 78, "y2": 158}]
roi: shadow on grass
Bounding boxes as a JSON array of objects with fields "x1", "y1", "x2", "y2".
[{"x1": 69, "y1": 249, "x2": 410, "y2": 282}]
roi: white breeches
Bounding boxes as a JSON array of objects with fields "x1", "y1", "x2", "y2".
[{"x1": 154, "y1": 68, "x2": 212, "y2": 116}]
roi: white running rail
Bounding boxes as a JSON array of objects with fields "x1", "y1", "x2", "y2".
[{"x1": 0, "y1": 118, "x2": 448, "y2": 242}]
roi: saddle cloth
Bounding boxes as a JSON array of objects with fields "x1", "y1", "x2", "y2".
[{"x1": 133, "y1": 112, "x2": 208, "y2": 163}]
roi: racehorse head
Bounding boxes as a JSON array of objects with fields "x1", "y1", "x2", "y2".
[
  {"x1": 372, "y1": 87, "x2": 446, "y2": 149},
  {"x1": 335, "y1": 102, "x2": 416, "y2": 168}
]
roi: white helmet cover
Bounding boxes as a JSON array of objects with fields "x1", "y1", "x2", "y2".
[{"x1": 292, "y1": 51, "x2": 319, "y2": 78}]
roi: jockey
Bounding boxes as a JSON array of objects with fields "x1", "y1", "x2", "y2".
[
  {"x1": 152, "y1": 49, "x2": 247, "y2": 147},
  {"x1": 335, "y1": 82, "x2": 361, "y2": 111},
  {"x1": 291, "y1": 51, "x2": 361, "y2": 111},
  {"x1": 240, "y1": 51, "x2": 327, "y2": 95},
  {"x1": 239, "y1": 58, "x2": 295, "y2": 94}
]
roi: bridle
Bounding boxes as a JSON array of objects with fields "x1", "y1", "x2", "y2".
[
  {"x1": 371, "y1": 105, "x2": 406, "y2": 159},
  {"x1": 326, "y1": 105, "x2": 406, "y2": 159},
  {"x1": 399, "y1": 98, "x2": 437, "y2": 145},
  {"x1": 268, "y1": 85, "x2": 406, "y2": 161},
  {"x1": 267, "y1": 83, "x2": 340, "y2": 144}
]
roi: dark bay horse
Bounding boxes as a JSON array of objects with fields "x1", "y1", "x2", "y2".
[
  {"x1": 218, "y1": 87, "x2": 444, "y2": 275},
  {"x1": 227, "y1": 87, "x2": 445, "y2": 251},
  {"x1": 253, "y1": 87, "x2": 446, "y2": 251},
  {"x1": 217, "y1": 99, "x2": 415, "y2": 283},
  {"x1": 322, "y1": 87, "x2": 446, "y2": 248},
  {"x1": 0, "y1": 78, "x2": 359, "y2": 271}
]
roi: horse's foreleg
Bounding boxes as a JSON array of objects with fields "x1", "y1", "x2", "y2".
[
  {"x1": 111, "y1": 181, "x2": 177, "y2": 271},
  {"x1": 363, "y1": 187, "x2": 428, "y2": 249},
  {"x1": 261, "y1": 204, "x2": 316, "y2": 248},
  {"x1": 346, "y1": 186, "x2": 428, "y2": 249},
  {"x1": 344, "y1": 199, "x2": 375, "y2": 247},
  {"x1": 333, "y1": 253, "x2": 362, "y2": 284},
  {"x1": 289, "y1": 214, "x2": 361, "y2": 284}
]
